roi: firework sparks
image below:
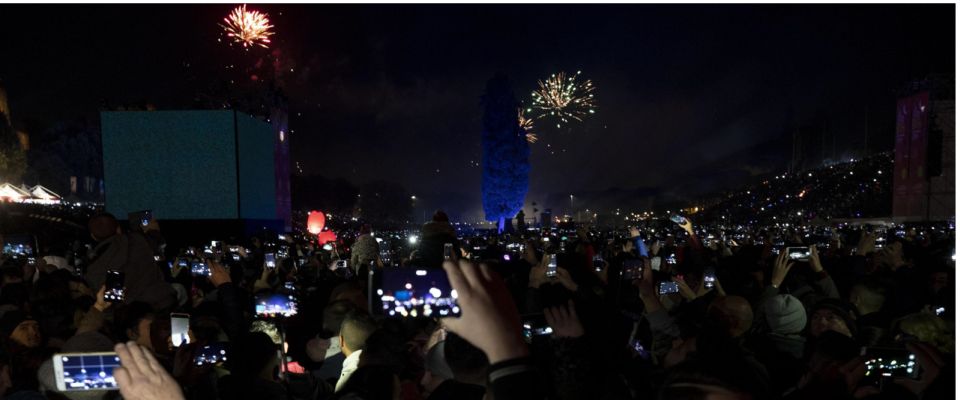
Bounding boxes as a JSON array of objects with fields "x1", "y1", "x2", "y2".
[
  {"x1": 530, "y1": 71, "x2": 596, "y2": 128},
  {"x1": 517, "y1": 107, "x2": 539, "y2": 143},
  {"x1": 221, "y1": 5, "x2": 274, "y2": 49}
]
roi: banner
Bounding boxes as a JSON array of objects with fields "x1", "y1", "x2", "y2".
[{"x1": 892, "y1": 91, "x2": 930, "y2": 218}]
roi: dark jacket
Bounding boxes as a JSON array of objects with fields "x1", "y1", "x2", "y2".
[
  {"x1": 85, "y1": 232, "x2": 175, "y2": 311},
  {"x1": 487, "y1": 357, "x2": 548, "y2": 400}
]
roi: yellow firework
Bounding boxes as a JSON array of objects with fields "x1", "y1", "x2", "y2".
[
  {"x1": 518, "y1": 107, "x2": 538, "y2": 143},
  {"x1": 530, "y1": 70, "x2": 596, "y2": 128},
  {"x1": 221, "y1": 5, "x2": 274, "y2": 49}
]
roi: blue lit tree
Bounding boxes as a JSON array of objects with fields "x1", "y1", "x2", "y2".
[{"x1": 481, "y1": 74, "x2": 530, "y2": 232}]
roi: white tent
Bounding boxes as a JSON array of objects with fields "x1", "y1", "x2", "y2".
[
  {"x1": 27, "y1": 185, "x2": 61, "y2": 204},
  {"x1": 0, "y1": 183, "x2": 31, "y2": 202}
]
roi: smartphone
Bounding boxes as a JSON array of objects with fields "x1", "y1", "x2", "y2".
[
  {"x1": 370, "y1": 268, "x2": 460, "y2": 318},
  {"x1": 622, "y1": 259, "x2": 643, "y2": 280},
  {"x1": 264, "y1": 253, "x2": 276, "y2": 269},
  {"x1": 170, "y1": 313, "x2": 190, "y2": 348},
  {"x1": 129, "y1": 210, "x2": 152, "y2": 228},
  {"x1": 191, "y1": 261, "x2": 210, "y2": 277},
  {"x1": 521, "y1": 315, "x2": 553, "y2": 343},
  {"x1": 658, "y1": 281, "x2": 679, "y2": 295},
  {"x1": 629, "y1": 340, "x2": 652, "y2": 360},
  {"x1": 104, "y1": 270, "x2": 124, "y2": 303},
  {"x1": 666, "y1": 253, "x2": 677, "y2": 265},
  {"x1": 194, "y1": 342, "x2": 229, "y2": 366},
  {"x1": 704, "y1": 268, "x2": 716, "y2": 289},
  {"x1": 861, "y1": 347, "x2": 920, "y2": 386},
  {"x1": 254, "y1": 293, "x2": 298, "y2": 318},
  {"x1": 592, "y1": 255, "x2": 605, "y2": 272},
  {"x1": 177, "y1": 259, "x2": 189, "y2": 268},
  {"x1": 546, "y1": 254, "x2": 558, "y2": 278},
  {"x1": 335, "y1": 260, "x2": 348, "y2": 270},
  {"x1": 669, "y1": 215, "x2": 687, "y2": 225},
  {"x1": 443, "y1": 243, "x2": 454, "y2": 261},
  {"x1": 935, "y1": 306, "x2": 946, "y2": 316},
  {"x1": 786, "y1": 246, "x2": 811, "y2": 261},
  {"x1": 53, "y1": 352, "x2": 121, "y2": 391},
  {"x1": 1, "y1": 234, "x2": 36, "y2": 257}
]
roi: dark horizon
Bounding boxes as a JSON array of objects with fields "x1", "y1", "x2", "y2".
[{"x1": 0, "y1": 4, "x2": 954, "y2": 221}]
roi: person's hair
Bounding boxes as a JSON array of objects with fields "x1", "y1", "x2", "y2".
[
  {"x1": 707, "y1": 296, "x2": 754, "y2": 338},
  {"x1": 0, "y1": 266, "x2": 22, "y2": 282},
  {"x1": 334, "y1": 365, "x2": 398, "y2": 400},
  {"x1": 359, "y1": 224, "x2": 372, "y2": 235},
  {"x1": 323, "y1": 299, "x2": 356, "y2": 335},
  {"x1": 659, "y1": 336, "x2": 770, "y2": 400},
  {"x1": 339, "y1": 310, "x2": 376, "y2": 353},
  {"x1": 88, "y1": 213, "x2": 119, "y2": 241},
  {"x1": 114, "y1": 302, "x2": 155, "y2": 342},
  {"x1": 432, "y1": 210, "x2": 449, "y2": 223},
  {"x1": 357, "y1": 329, "x2": 407, "y2": 375},
  {"x1": 442, "y1": 332, "x2": 488, "y2": 385},
  {"x1": 329, "y1": 282, "x2": 365, "y2": 306},
  {"x1": 893, "y1": 313, "x2": 954, "y2": 354},
  {"x1": 850, "y1": 280, "x2": 887, "y2": 311},
  {"x1": 227, "y1": 331, "x2": 279, "y2": 377}
]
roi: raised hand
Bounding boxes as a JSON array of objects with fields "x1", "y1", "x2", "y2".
[
  {"x1": 544, "y1": 300, "x2": 584, "y2": 339},
  {"x1": 856, "y1": 231, "x2": 876, "y2": 256},
  {"x1": 208, "y1": 261, "x2": 231, "y2": 287},
  {"x1": 808, "y1": 245, "x2": 824, "y2": 273},
  {"x1": 892, "y1": 342, "x2": 946, "y2": 397},
  {"x1": 528, "y1": 256, "x2": 549, "y2": 289},
  {"x1": 441, "y1": 260, "x2": 528, "y2": 364},
  {"x1": 771, "y1": 251, "x2": 794, "y2": 288},
  {"x1": 93, "y1": 285, "x2": 111, "y2": 312},
  {"x1": 171, "y1": 258, "x2": 186, "y2": 277},
  {"x1": 673, "y1": 276, "x2": 697, "y2": 301},
  {"x1": 114, "y1": 341, "x2": 185, "y2": 400},
  {"x1": 555, "y1": 267, "x2": 579, "y2": 292}
]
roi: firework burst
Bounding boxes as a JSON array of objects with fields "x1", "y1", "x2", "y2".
[
  {"x1": 530, "y1": 71, "x2": 596, "y2": 128},
  {"x1": 221, "y1": 5, "x2": 274, "y2": 49},
  {"x1": 517, "y1": 107, "x2": 538, "y2": 143}
]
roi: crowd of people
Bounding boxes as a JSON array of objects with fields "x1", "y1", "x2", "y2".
[
  {"x1": 0, "y1": 195, "x2": 953, "y2": 400},
  {"x1": 698, "y1": 152, "x2": 894, "y2": 224}
]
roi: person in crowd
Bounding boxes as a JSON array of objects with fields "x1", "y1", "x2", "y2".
[
  {"x1": 350, "y1": 224, "x2": 378, "y2": 274},
  {"x1": 84, "y1": 214, "x2": 175, "y2": 311},
  {"x1": 848, "y1": 279, "x2": 890, "y2": 345},
  {"x1": 306, "y1": 299, "x2": 357, "y2": 384},
  {"x1": 335, "y1": 310, "x2": 377, "y2": 392},
  {"x1": 0, "y1": 192, "x2": 951, "y2": 400},
  {"x1": 808, "y1": 298, "x2": 859, "y2": 339}
]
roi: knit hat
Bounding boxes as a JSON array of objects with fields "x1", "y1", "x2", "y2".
[
  {"x1": 0, "y1": 310, "x2": 34, "y2": 339},
  {"x1": 810, "y1": 298, "x2": 859, "y2": 337},
  {"x1": 62, "y1": 331, "x2": 114, "y2": 353},
  {"x1": 762, "y1": 294, "x2": 808, "y2": 334}
]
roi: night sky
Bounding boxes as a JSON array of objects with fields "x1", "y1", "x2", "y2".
[{"x1": 0, "y1": 4, "x2": 954, "y2": 220}]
